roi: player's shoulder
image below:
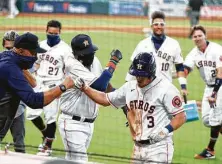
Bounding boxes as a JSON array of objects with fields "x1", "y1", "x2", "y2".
[
  {"x1": 160, "y1": 77, "x2": 179, "y2": 93},
  {"x1": 137, "y1": 36, "x2": 152, "y2": 46},
  {"x1": 187, "y1": 47, "x2": 198, "y2": 57},
  {"x1": 39, "y1": 40, "x2": 48, "y2": 47},
  {"x1": 165, "y1": 36, "x2": 180, "y2": 45},
  {"x1": 125, "y1": 80, "x2": 137, "y2": 89},
  {"x1": 58, "y1": 40, "x2": 71, "y2": 48},
  {"x1": 209, "y1": 41, "x2": 222, "y2": 49},
  {"x1": 93, "y1": 56, "x2": 100, "y2": 63}
]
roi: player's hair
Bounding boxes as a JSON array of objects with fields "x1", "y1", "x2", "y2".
[
  {"x1": 190, "y1": 25, "x2": 206, "y2": 37},
  {"x1": 46, "y1": 20, "x2": 62, "y2": 31},
  {"x1": 151, "y1": 11, "x2": 165, "y2": 23}
]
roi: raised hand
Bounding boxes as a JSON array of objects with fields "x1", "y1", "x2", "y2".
[{"x1": 110, "y1": 49, "x2": 123, "y2": 63}]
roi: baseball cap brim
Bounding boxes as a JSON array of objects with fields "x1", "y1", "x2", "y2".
[
  {"x1": 35, "y1": 46, "x2": 47, "y2": 53},
  {"x1": 75, "y1": 44, "x2": 98, "y2": 55}
]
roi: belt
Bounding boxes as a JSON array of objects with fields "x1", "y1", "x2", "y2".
[
  {"x1": 207, "y1": 84, "x2": 215, "y2": 87},
  {"x1": 135, "y1": 139, "x2": 151, "y2": 145},
  {"x1": 72, "y1": 115, "x2": 96, "y2": 123}
]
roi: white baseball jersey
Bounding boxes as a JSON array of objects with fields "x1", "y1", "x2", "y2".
[
  {"x1": 60, "y1": 56, "x2": 102, "y2": 118},
  {"x1": 184, "y1": 42, "x2": 222, "y2": 85},
  {"x1": 125, "y1": 36, "x2": 183, "y2": 82},
  {"x1": 106, "y1": 77, "x2": 184, "y2": 141},
  {"x1": 36, "y1": 40, "x2": 73, "y2": 82},
  {"x1": 26, "y1": 40, "x2": 73, "y2": 123}
]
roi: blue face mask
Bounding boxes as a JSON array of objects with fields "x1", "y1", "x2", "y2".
[
  {"x1": 18, "y1": 55, "x2": 37, "y2": 70},
  {"x1": 47, "y1": 34, "x2": 61, "y2": 47}
]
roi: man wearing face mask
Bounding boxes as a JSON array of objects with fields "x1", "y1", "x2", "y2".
[
  {"x1": 58, "y1": 34, "x2": 122, "y2": 162},
  {"x1": 2, "y1": 30, "x2": 34, "y2": 153},
  {"x1": 0, "y1": 32, "x2": 74, "y2": 142},
  {"x1": 26, "y1": 20, "x2": 74, "y2": 156}
]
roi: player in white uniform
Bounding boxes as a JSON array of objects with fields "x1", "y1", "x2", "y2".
[
  {"x1": 74, "y1": 52, "x2": 186, "y2": 163},
  {"x1": 183, "y1": 25, "x2": 222, "y2": 159},
  {"x1": 125, "y1": 11, "x2": 187, "y2": 95},
  {"x1": 26, "y1": 20, "x2": 73, "y2": 156},
  {"x1": 58, "y1": 34, "x2": 122, "y2": 162}
]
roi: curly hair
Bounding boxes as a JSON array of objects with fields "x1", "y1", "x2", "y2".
[{"x1": 151, "y1": 11, "x2": 165, "y2": 23}]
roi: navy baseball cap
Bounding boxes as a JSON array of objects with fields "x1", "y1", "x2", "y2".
[
  {"x1": 71, "y1": 34, "x2": 98, "y2": 55},
  {"x1": 14, "y1": 32, "x2": 46, "y2": 53}
]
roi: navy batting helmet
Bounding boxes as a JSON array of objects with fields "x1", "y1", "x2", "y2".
[
  {"x1": 129, "y1": 52, "x2": 156, "y2": 78},
  {"x1": 71, "y1": 34, "x2": 98, "y2": 67}
]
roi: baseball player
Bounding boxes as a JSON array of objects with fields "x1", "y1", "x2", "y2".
[
  {"x1": 184, "y1": 25, "x2": 222, "y2": 159},
  {"x1": 125, "y1": 11, "x2": 187, "y2": 95},
  {"x1": 74, "y1": 52, "x2": 186, "y2": 163},
  {"x1": 26, "y1": 20, "x2": 73, "y2": 156},
  {"x1": 2, "y1": 30, "x2": 37, "y2": 153},
  {"x1": 58, "y1": 34, "x2": 122, "y2": 162}
]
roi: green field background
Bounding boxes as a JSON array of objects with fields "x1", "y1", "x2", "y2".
[{"x1": 1, "y1": 15, "x2": 222, "y2": 164}]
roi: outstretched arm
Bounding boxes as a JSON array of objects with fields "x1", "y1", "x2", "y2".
[
  {"x1": 83, "y1": 86, "x2": 110, "y2": 106},
  {"x1": 75, "y1": 77, "x2": 110, "y2": 106}
]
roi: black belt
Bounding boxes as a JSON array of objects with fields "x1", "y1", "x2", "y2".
[
  {"x1": 135, "y1": 139, "x2": 151, "y2": 145},
  {"x1": 207, "y1": 84, "x2": 215, "y2": 87},
  {"x1": 72, "y1": 115, "x2": 96, "y2": 123}
]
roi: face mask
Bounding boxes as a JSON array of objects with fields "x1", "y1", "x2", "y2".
[
  {"x1": 75, "y1": 52, "x2": 95, "y2": 68},
  {"x1": 18, "y1": 55, "x2": 37, "y2": 69},
  {"x1": 47, "y1": 34, "x2": 61, "y2": 47}
]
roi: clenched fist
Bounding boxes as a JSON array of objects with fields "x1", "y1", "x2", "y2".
[
  {"x1": 74, "y1": 77, "x2": 85, "y2": 90},
  {"x1": 110, "y1": 49, "x2": 122, "y2": 62}
]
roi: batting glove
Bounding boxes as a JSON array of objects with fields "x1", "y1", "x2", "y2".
[
  {"x1": 109, "y1": 49, "x2": 122, "y2": 64},
  {"x1": 149, "y1": 127, "x2": 169, "y2": 143},
  {"x1": 74, "y1": 77, "x2": 85, "y2": 90}
]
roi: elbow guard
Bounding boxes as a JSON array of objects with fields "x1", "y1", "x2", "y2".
[{"x1": 90, "y1": 69, "x2": 112, "y2": 92}]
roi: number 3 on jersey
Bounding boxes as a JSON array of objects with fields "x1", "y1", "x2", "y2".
[{"x1": 48, "y1": 67, "x2": 59, "y2": 75}]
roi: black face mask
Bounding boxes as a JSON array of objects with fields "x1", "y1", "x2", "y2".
[
  {"x1": 16, "y1": 54, "x2": 37, "y2": 69},
  {"x1": 75, "y1": 52, "x2": 95, "y2": 68},
  {"x1": 5, "y1": 47, "x2": 13, "y2": 50}
]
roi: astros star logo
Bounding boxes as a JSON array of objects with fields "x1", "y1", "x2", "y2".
[
  {"x1": 83, "y1": 40, "x2": 89, "y2": 47},
  {"x1": 137, "y1": 64, "x2": 142, "y2": 70}
]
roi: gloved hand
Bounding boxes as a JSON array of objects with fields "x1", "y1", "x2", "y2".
[
  {"x1": 74, "y1": 77, "x2": 85, "y2": 90},
  {"x1": 106, "y1": 49, "x2": 122, "y2": 74},
  {"x1": 149, "y1": 127, "x2": 169, "y2": 143},
  {"x1": 110, "y1": 49, "x2": 123, "y2": 64}
]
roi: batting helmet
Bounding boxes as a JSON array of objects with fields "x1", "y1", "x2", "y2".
[
  {"x1": 71, "y1": 34, "x2": 98, "y2": 67},
  {"x1": 129, "y1": 52, "x2": 156, "y2": 78},
  {"x1": 2, "y1": 30, "x2": 19, "y2": 49}
]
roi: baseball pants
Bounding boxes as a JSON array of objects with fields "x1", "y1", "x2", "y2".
[
  {"x1": 26, "y1": 81, "x2": 60, "y2": 124},
  {"x1": 132, "y1": 136, "x2": 174, "y2": 164},
  {"x1": 58, "y1": 113, "x2": 94, "y2": 162},
  {"x1": 201, "y1": 86, "x2": 222, "y2": 127}
]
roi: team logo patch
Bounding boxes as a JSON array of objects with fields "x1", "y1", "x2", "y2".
[
  {"x1": 172, "y1": 96, "x2": 182, "y2": 108},
  {"x1": 220, "y1": 56, "x2": 222, "y2": 62}
]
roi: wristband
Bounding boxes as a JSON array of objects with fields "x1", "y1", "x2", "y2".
[
  {"x1": 165, "y1": 124, "x2": 174, "y2": 133},
  {"x1": 178, "y1": 77, "x2": 187, "y2": 85},
  {"x1": 180, "y1": 84, "x2": 187, "y2": 90},
  {"x1": 213, "y1": 78, "x2": 222, "y2": 93}
]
